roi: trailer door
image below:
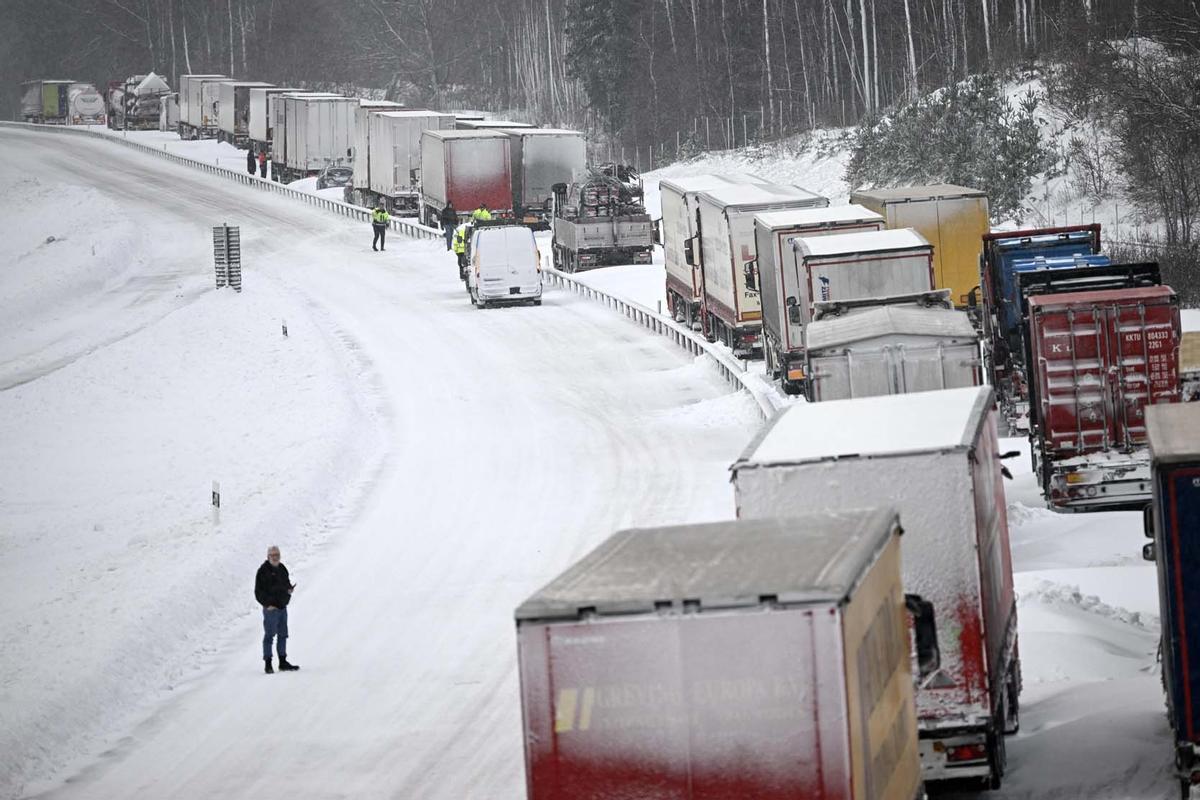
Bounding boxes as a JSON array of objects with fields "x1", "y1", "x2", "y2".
[{"x1": 1034, "y1": 293, "x2": 1179, "y2": 454}]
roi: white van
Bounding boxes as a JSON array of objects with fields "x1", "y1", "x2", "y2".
[{"x1": 468, "y1": 225, "x2": 543, "y2": 307}]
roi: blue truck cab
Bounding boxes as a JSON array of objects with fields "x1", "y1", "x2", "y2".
[
  {"x1": 979, "y1": 225, "x2": 1101, "y2": 356},
  {"x1": 1145, "y1": 402, "x2": 1200, "y2": 799}
]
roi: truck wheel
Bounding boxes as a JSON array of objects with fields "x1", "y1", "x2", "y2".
[
  {"x1": 1181, "y1": 778, "x2": 1192, "y2": 800},
  {"x1": 987, "y1": 711, "x2": 1007, "y2": 790},
  {"x1": 1005, "y1": 661, "x2": 1021, "y2": 735}
]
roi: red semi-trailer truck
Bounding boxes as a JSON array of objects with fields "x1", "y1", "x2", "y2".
[
  {"x1": 515, "y1": 510, "x2": 932, "y2": 800},
  {"x1": 732, "y1": 385, "x2": 1019, "y2": 789},
  {"x1": 1026, "y1": 284, "x2": 1181, "y2": 511},
  {"x1": 419, "y1": 129, "x2": 512, "y2": 227}
]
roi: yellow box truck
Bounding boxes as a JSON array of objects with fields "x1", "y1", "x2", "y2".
[{"x1": 851, "y1": 184, "x2": 989, "y2": 308}]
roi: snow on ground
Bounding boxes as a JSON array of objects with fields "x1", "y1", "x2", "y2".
[
  {"x1": 1, "y1": 126, "x2": 761, "y2": 800},
  {"x1": 0, "y1": 127, "x2": 385, "y2": 798},
  {"x1": 287, "y1": 175, "x2": 350, "y2": 202},
  {"x1": 3, "y1": 115, "x2": 1193, "y2": 799},
  {"x1": 642, "y1": 127, "x2": 853, "y2": 219},
  {"x1": 92, "y1": 127, "x2": 346, "y2": 201},
  {"x1": 1184, "y1": 308, "x2": 1199, "y2": 331}
]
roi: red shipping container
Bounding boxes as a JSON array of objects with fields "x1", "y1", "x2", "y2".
[{"x1": 1026, "y1": 285, "x2": 1181, "y2": 509}]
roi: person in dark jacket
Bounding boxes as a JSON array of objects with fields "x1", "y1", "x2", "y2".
[
  {"x1": 440, "y1": 203, "x2": 458, "y2": 250},
  {"x1": 246, "y1": 147, "x2": 257, "y2": 175},
  {"x1": 255, "y1": 546, "x2": 299, "y2": 673}
]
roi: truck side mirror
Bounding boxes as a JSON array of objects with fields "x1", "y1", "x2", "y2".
[
  {"x1": 684, "y1": 238, "x2": 695, "y2": 267},
  {"x1": 1144, "y1": 504, "x2": 1155, "y2": 539},
  {"x1": 744, "y1": 259, "x2": 758, "y2": 291},
  {"x1": 1143, "y1": 542, "x2": 1157, "y2": 562},
  {"x1": 905, "y1": 594, "x2": 941, "y2": 679},
  {"x1": 786, "y1": 296, "x2": 801, "y2": 325},
  {"x1": 653, "y1": 218, "x2": 663, "y2": 246},
  {"x1": 967, "y1": 286, "x2": 980, "y2": 309},
  {"x1": 1000, "y1": 450, "x2": 1021, "y2": 459}
]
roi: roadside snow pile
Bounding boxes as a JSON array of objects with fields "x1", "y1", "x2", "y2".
[
  {"x1": 1014, "y1": 574, "x2": 1159, "y2": 686},
  {"x1": 0, "y1": 169, "x2": 213, "y2": 390},
  {"x1": 1019, "y1": 577, "x2": 1158, "y2": 630},
  {"x1": 288, "y1": 175, "x2": 349, "y2": 202},
  {"x1": 95, "y1": 127, "x2": 253, "y2": 173},
  {"x1": 643, "y1": 127, "x2": 852, "y2": 217},
  {"x1": 0, "y1": 177, "x2": 146, "y2": 337},
  {"x1": 0, "y1": 261, "x2": 384, "y2": 796}
]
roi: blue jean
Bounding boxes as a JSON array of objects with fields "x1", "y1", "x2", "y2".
[
  {"x1": 443, "y1": 225, "x2": 455, "y2": 250},
  {"x1": 263, "y1": 607, "x2": 288, "y2": 660}
]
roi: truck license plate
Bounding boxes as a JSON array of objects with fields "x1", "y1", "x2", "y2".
[{"x1": 510, "y1": 287, "x2": 521, "y2": 295}]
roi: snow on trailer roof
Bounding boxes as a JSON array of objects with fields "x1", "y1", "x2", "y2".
[
  {"x1": 793, "y1": 228, "x2": 930, "y2": 257},
  {"x1": 514, "y1": 509, "x2": 901, "y2": 621},
  {"x1": 1025, "y1": 284, "x2": 1176, "y2": 308},
  {"x1": 219, "y1": 80, "x2": 275, "y2": 87},
  {"x1": 736, "y1": 385, "x2": 992, "y2": 467},
  {"x1": 423, "y1": 129, "x2": 511, "y2": 140},
  {"x1": 376, "y1": 110, "x2": 454, "y2": 119},
  {"x1": 851, "y1": 183, "x2": 987, "y2": 202},
  {"x1": 359, "y1": 99, "x2": 405, "y2": 108},
  {"x1": 504, "y1": 128, "x2": 583, "y2": 136},
  {"x1": 1147, "y1": 403, "x2": 1200, "y2": 464},
  {"x1": 658, "y1": 173, "x2": 768, "y2": 192},
  {"x1": 698, "y1": 183, "x2": 827, "y2": 209},
  {"x1": 805, "y1": 305, "x2": 977, "y2": 351},
  {"x1": 755, "y1": 204, "x2": 883, "y2": 230}
]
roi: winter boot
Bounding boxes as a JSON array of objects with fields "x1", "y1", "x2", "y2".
[
  {"x1": 264, "y1": 658, "x2": 274, "y2": 674},
  {"x1": 278, "y1": 658, "x2": 300, "y2": 671}
]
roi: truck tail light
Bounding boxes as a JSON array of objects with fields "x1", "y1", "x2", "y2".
[
  {"x1": 787, "y1": 368, "x2": 806, "y2": 381},
  {"x1": 740, "y1": 332, "x2": 759, "y2": 343},
  {"x1": 946, "y1": 744, "x2": 988, "y2": 763}
]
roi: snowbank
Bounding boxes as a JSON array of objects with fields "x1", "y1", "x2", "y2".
[
  {"x1": 0, "y1": 161, "x2": 384, "y2": 797},
  {"x1": 642, "y1": 128, "x2": 853, "y2": 218}
]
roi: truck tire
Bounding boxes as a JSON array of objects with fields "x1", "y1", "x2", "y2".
[
  {"x1": 1005, "y1": 660, "x2": 1021, "y2": 735},
  {"x1": 987, "y1": 706, "x2": 1007, "y2": 790}
]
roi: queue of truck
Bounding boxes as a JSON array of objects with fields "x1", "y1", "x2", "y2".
[{"x1": 20, "y1": 70, "x2": 1197, "y2": 798}]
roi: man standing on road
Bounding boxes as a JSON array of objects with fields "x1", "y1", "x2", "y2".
[
  {"x1": 440, "y1": 203, "x2": 458, "y2": 251},
  {"x1": 371, "y1": 205, "x2": 390, "y2": 251},
  {"x1": 258, "y1": 150, "x2": 268, "y2": 179},
  {"x1": 246, "y1": 147, "x2": 257, "y2": 175},
  {"x1": 255, "y1": 546, "x2": 299, "y2": 674}
]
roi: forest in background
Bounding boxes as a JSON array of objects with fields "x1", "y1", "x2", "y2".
[
  {"x1": 4, "y1": 0, "x2": 1197, "y2": 144},
  {"x1": 2, "y1": 0, "x2": 1198, "y2": 273}
]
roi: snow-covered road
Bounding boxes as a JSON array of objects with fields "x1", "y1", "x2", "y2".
[
  {"x1": 1, "y1": 128, "x2": 759, "y2": 799},
  {"x1": 3, "y1": 124, "x2": 1191, "y2": 800}
]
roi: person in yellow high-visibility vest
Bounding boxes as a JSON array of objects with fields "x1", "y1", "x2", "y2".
[
  {"x1": 471, "y1": 203, "x2": 493, "y2": 222},
  {"x1": 453, "y1": 223, "x2": 471, "y2": 279},
  {"x1": 371, "y1": 205, "x2": 390, "y2": 251}
]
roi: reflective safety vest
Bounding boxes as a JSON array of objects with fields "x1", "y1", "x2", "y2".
[
  {"x1": 471, "y1": 207, "x2": 492, "y2": 221},
  {"x1": 371, "y1": 209, "x2": 390, "y2": 225},
  {"x1": 453, "y1": 225, "x2": 469, "y2": 254}
]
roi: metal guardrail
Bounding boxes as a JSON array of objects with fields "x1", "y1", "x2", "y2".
[
  {"x1": 0, "y1": 121, "x2": 441, "y2": 240},
  {"x1": 543, "y1": 268, "x2": 783, "y2": 420}
]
